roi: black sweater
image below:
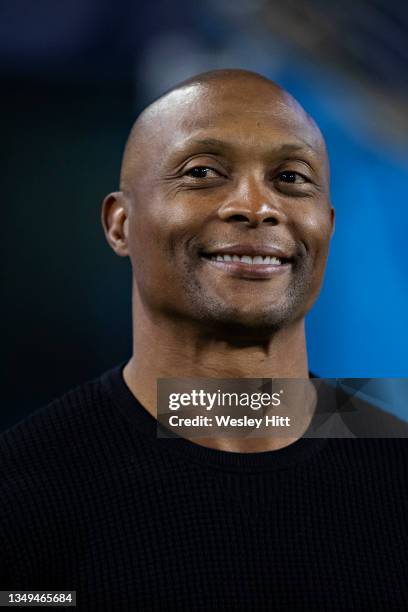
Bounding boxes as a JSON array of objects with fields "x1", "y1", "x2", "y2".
[{"x1": 1, "y1": 363, "x2": 407, "y2": 611}]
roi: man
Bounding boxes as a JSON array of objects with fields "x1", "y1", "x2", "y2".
[{"x1": 1, "y1": 70, "x2": 407, "y2": 610}]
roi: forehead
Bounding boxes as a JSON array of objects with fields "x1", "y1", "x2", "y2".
[{"x1": 141, "y1": 82, "x2": 324, "y2": 158}]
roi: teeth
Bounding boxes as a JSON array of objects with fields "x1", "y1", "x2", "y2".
[{"x1": 210, "y1": 254, "x2": 283, "y2": 265}]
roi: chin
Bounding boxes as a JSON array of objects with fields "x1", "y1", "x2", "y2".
[{"x1": 194, "y1": 302, "x2": 302, "y2": 335}]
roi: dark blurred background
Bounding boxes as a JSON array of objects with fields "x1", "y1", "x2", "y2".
[{"x1": 2, "y1": 0, "x2": 408, "y2": 431}]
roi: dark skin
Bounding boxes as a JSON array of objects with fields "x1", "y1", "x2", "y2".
[{"x1": 102, "y1": 70, "x2": 335, "y2": 452}]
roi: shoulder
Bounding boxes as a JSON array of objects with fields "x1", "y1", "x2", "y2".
[
  {"x1": 1, "y1": 376, "x2": 100, "y2": 460},
  {"x1": 311, "y1": 381, "x2": 408, "y2": 474},
  {"x1": 338, "y1": 392, "x2": 408, "y2": 438},
  {"x1": 0, "y1": 365, "x2": 134, "y2": 579},
  {"x1": 0, "y1": 366, "x2": 127, "y2": 490},
  {"x1": 0, "y1": 363, "x2": 142, "y2": 546},
  {"x1": 315, "y1": 379, "x2": 408, "y2": 438}
]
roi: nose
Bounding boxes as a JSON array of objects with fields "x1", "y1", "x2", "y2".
[{"x1": 217, "y1": 179, "x2": 286, "y2": 227}]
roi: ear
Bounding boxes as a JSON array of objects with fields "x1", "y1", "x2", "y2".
[{"x1": 101, "y1": 191, "x2": 129, "y2": 257}]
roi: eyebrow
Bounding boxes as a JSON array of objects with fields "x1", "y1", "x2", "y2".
[{"x1": 178, "y1": 137, "x2": 316, "y2": 157}]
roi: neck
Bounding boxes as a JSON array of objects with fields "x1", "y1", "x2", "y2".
[{"x1": 123, "y1": 293, "x2": 313, "y2": 453}]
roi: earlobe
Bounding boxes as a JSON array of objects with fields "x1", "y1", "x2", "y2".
[{"x1": 101, "y1": 191, "x2": 129, "y2": 257}]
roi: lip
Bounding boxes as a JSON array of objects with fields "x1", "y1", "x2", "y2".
[
  {"x1": 202, "y1": 244, "x2": 292, "y2": 260},
  {"x1": 202, "y1": 258, "x2": 291, "y2": 280},
  {"x1": 200, "y1": 243, "x2": 293, "y2": 279}
]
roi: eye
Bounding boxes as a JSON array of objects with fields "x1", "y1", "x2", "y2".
[
  {"x1": 277, "y1": 171, "x2": 308, "y2": 184},
  {"x1": 185, "y1": 166, "x2": 220, "y2": 179}
]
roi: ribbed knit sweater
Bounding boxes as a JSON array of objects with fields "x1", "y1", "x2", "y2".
[{"x1": 1, "y1": 363, "x2": 407, "y2": 611}]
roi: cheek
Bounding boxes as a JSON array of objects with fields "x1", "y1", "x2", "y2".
[
  {"x1": 126, "y1": 201, "x2": 197, "y2": 292},
  {"x1": 146, "y1": 191, "x2": 201, "y2": 231},
  {"x1": 298, "y1": 207, "x2": 332, "y2": 259},
  {"x1": 140, "y1": 195, "x2": 210, "y2": 260},
  {"x1": 126, "y1": 209, "x2": 163, "y2": 287},
  {"x1": 128, "y1": 203, "x2": 175, "y2": 258}
]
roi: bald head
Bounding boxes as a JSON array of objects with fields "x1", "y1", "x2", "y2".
[{"x1": 120, "y1": 69, "x2": 329, "y2": 193}]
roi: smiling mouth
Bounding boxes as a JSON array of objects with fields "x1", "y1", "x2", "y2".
[
  {"x1": 203, "y1": 253, "x2": 287, "y2": 265},
  {"x1": 200, "y1": 251, "x2": 293, "y2": 279}
]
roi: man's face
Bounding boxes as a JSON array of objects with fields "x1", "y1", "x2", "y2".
[{"x1": 124, "y1": 80, "x2": 334, "y2": 332}]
